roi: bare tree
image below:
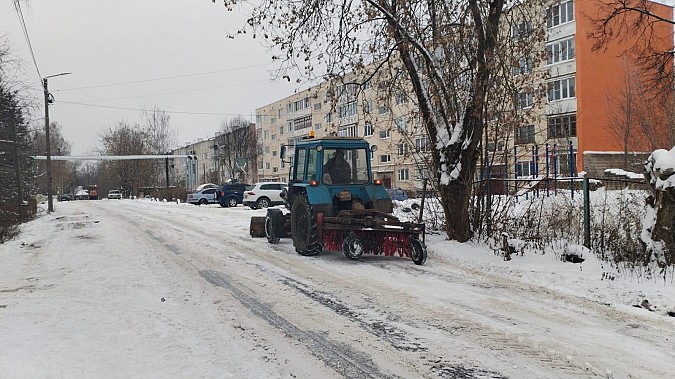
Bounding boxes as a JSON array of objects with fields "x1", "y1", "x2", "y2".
[
  {"x1": 605, "y1": 58, "x2": 669, "y2": 169},
  {"x1": 590, "y1": 0, "x2": 675, "y2": 95},
  {"x1": 31, "y1": 121, "x2": 73, "y2": 195},
  {"x1": 214, "y1": 0, "x2": 549, "y2": 241},
  {"x1": 217, "y1": 116, "x2": 258, "y2": 183},
  {"x1": 143, "y1": 105, "x2": 176, "y2": 186},
  {"x1": 99, "y1": 122, "x2": 154, "y2": 196}
]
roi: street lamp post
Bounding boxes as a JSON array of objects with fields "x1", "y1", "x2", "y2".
[{"x1": 43, "y1": 72, "x2": 71, "y2": 213}]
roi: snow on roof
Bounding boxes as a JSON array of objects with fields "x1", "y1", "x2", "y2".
[{"x1": 645, "y1": 146, "x2": 675, "y2": 190}]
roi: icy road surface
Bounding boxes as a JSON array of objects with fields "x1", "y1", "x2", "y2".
[{"x1": 1, "y1": 199, "x2": 674, "y2": 378}]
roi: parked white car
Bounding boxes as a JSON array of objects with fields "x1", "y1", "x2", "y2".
[
  {"x1": 107, "y1": 190, "x2": 122, "y2": 199},
  {"x1": 186, "y1": 187, "x2": 219, "y2": 205},
  {"x1": 243, "y1": 182, "x2": 287, "y2": 209}
]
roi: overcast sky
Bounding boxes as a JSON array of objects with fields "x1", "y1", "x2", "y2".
[
  {"x1": 3, "y1": 1, "x2": 675, "y2": 155},
  {"x1": 1, "y1": 0, "x2": 300, "y2": 154}
]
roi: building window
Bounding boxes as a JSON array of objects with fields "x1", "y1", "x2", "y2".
[
  {"x1": 266, "y1": 162, "x2": 271, "y2": 170},
  {"x1": 547, "y1": 113, "x2": 577, "y2": 138},
  {"x1": 513, "y1": 56, "x2": 533, "y2": 76},
  {"x1": 287, "y1": 137, "x2": 302, "y2": 148},
  {"x1": 272, "y1": 150, "x2": 277, "y2": 157},
  {"x1": 515, "y1": 125, "x2": 535, "y2": 145},
  {"x1": 291, "y1": 115, "x2": 312, "y2": 131},
  {"x1": 338, "y1": 101, "x2": 358, "y2": 119},
  {"x1": 264, "y1": 130, "x2": 269, "y2": 139},
  {"x1": 546, "y1": 37, "x2": 575, "y2": 65},
  {"x1": 378, "y1": 105, "x2": 389, "y2": 114},
  {"x1": 364, "y1": 121, "x2": 374, "y2": 137},
  {"x1": 325, "y1": 112, "x2": 333, "y2": 123},
  {"x1": 379, "y1": 129, "x2": 390, "y2": 139},
  {"x1": 547, "y1": 77, "x2": 576, "y2": 102},
  {"x1": 265, "y1": 146, "x2": 270, "y2": 154},
  {"x1": 363, "y1": 100, "x2": 372, "y2": 114},
  {"x1": 279, "y1": 126, "x2": 284, "y2": 135},
  {"x1": 271, "y1": 117, "x2": 276, "y2": 124},
  {"x1": 398, "y1": 168, "x2": 409, "y2": 181},
  {"x1": 511, "y1": 20, "x2": 532, "y2": 40},
  {"x1": 516, "y1": 92, "x2": 533, "y2": 109},
  {"x1": 395, "y1": 90, "x2": 408, "y2": 105},
  {"x1": 287, "y1": 97, "x2": 310, "y2": 113},
  {"x1": 336, "y1": 83, "x2": 358, "y2": 102},
  {"x1": 338, "y1": 123, "x2": 358, "y2": 137},
  {"x1": 415, "y1": 136, "x2": 430, "y2": 152},
  {"x1": 380, "y1": 154, "x2": 392, "y2": 163},
  {"x1": 546, "y1": 1, "x2": 574, "y2": 28},
  {"x1": 314, "y1": 103, "x2": 321, "y2": 111},
  {"x1": 314, "y1": 122, "x2": 322, "y2": 130},
  {"x1": 272, "y1": 134, "x2": 277, "y2": 140},
  {"x1": 395, "y1": 117, "x2": 408, "y2": 132},
  {"x1": 397, "y1": 143, "x2": 408, "y2": 156},
  {"x1": 515, "y1": 161, "x2": 532, "y2": 177}
]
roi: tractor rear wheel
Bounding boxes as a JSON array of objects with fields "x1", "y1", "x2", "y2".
[
  {"x1": 290, "y1": 194, "x2": 321, "y2": 256},
  {"x1": 411, "y1": 238, "x2": 427, "y2": 265},
  {"x1": 343, "y1": 232, "x2": 363, "y2": 260}
]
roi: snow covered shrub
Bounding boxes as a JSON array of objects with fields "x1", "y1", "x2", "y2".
[{"x1": 479, "y1": 186, "x2": 672, "y2": 279}]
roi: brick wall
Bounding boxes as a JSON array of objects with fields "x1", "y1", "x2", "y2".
[{"x1": 583, "y1": 152, "x2": 649, "y2": 178}]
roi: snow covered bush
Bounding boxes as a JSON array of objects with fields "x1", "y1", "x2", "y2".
[{"x1": 479, "y1": 185, "x2": 673, "y2": 280}]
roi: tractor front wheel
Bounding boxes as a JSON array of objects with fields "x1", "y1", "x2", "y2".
[
  {"x1": 265, "y1": 209, "x2": 283, "y2": 244},
  {"x1": 343, "y1": 232, "x2": 364, "y2": 260},
  {"x1": 290, "y1": 194, "x2": 321, "y2": 256},
  {"x1": 410, "y1": 238, "x2": 427, "y2": 265}
]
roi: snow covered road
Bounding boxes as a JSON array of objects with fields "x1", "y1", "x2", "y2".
[{"x1": 1, "y1": 199, "x2": 674, "y2": 378}]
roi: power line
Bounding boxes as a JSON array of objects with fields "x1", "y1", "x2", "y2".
[
  {"x1": 55, "y1": 63, "x2": 276, "y2": 92},
  {"x1": 64, "y1": 79, "x2": 272, "y2": 102},
  {"x1": 57, "y1": 100, "x2": 254, "y2": 118},
  {"x1": 13, "y1": 0, "x2": 41, "y2": 83}
]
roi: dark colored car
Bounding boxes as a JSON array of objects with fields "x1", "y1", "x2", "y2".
[
  {"x1": 218, "y1": 183, "x2": 253, "y2": 208},
  {"x1": 59, "y1": 193, "x2": 73, "y2": 201},
  {"x1": 386, "y1": 188, "x2": 409, "y2": 201}
]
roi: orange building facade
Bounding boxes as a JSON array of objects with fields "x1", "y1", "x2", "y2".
[{"x1": 574, "y1": 0, "x2": 673, "y2": 172}]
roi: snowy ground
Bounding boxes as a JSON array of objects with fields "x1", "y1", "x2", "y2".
[{"x1": 1, "y1": 198, "x2": 674, "y2": 378}]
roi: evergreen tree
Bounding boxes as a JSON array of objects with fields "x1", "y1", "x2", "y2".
[{"x1": 0, "y1": 77, "x2": 34, "y2": 203}]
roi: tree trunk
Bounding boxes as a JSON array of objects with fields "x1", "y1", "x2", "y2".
[{"x1": 440, "y1": 178, "x2": 473, "y2": 242}]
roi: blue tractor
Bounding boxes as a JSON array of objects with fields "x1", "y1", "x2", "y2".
[{"x1": 255, "y1": 136, "x2": 426, "y2": 265}]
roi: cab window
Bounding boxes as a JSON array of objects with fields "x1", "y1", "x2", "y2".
[
  {"x1": 307, "y1": 148, "x2": 319, "y2": 181},
  {"x1": 294, "y1": 148, "x2": 307, "y2": 180}
]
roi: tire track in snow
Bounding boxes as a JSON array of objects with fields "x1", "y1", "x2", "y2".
[{"x1": 199, "y1": 269, "x2": 394, "y2": 379}]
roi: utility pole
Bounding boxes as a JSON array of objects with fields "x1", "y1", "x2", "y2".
[
  {"x1": 43, "y1": 72, "x2": 71, "y2": 214},
  {"x1": 13, "y1": 120, "x2": 22, "y2": 203}
]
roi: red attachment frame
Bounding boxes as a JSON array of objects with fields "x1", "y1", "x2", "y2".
[{"x1": 322, "y1": 229, "x2": 412, "y2": 257}]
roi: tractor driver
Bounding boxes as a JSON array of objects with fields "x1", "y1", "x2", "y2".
[{"x1": 323, "y1": 149, "x2": 351, "y2": 184}]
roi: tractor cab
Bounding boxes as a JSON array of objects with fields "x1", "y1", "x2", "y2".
[{"x1": 282, "y1": 137, "x2": 392, "y2": 217}]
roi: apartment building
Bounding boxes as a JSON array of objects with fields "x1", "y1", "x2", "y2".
[
  {"x1": 171, "y1": 138, "x2": 219, "y2": 190},
  {"x1": 503, "y1": 0, "x2": 673, "y2": 179},
  {"x1": 255, "y1": 74, "x2": 429, "y2": 193},
  {"x1": 171, "y1": 128, "x2": 260, "y2": 189}
]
